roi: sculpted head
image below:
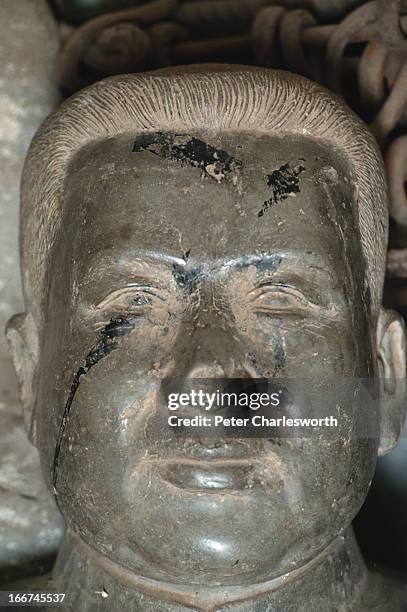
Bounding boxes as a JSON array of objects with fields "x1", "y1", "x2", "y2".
[{"x1": 7, "y1": 68, "x2": 407, "y2": 586}]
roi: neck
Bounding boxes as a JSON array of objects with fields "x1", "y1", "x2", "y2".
[{"x1": 54, "y1": 528, "x2": 366, "y2": 611}]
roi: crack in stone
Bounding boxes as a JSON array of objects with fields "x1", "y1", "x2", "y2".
[{"x1": 52, "y1": 316, "x2": 135, "y2": 490}]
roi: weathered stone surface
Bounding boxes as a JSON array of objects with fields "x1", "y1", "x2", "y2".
[
  {"x1": 0, "y1": 0, "x2": 64, "y2": 582},
  {"x1": 0, "y1": 406, "x2": 64, "y2": 582}
]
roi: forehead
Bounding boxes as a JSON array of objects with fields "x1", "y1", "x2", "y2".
[{"x1": 63, "y1": 131, "x2": 359, "y2": 272}]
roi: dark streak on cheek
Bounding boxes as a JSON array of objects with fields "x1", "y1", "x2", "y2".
[
  {"x1": 272, "y1": 321, "x2": 286, "y2": 376},
  {"x1": 52, "y1": 316, "x2": 135, "y2": 490}
]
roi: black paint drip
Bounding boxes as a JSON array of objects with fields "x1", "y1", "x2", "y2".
[
  {"x1": 52, "y1": 316, "x2": 135, "y2": 489},
  {"x1": 253, "y1": 254, "x2": 282, "y2": 274},
  {"x1": 272, "y1": 320, "x2": 286, "y2": 376},
  {"x1": 258, "y1": 162, "x2": 306, "y2": 217},
  {"x1": 132, "y1": 132, "x2": 241, "y2": 180},
  {"x1": 172, "y1": 261, "x2": 200, "y2": 293}
]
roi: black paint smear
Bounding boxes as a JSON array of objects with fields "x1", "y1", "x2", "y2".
[
  {"x1": 132, "y1": 133, "x2": 242, "y2": 180},
  {"x1": 253, "y1": 254, "x2": 282, "y2": 274},
  {"x1": 258, "y1": 162, "x2": 306, "y2": 218},
  {"x1": 234, "y1": 254, "x2": 282, "y2": 273},
  {"x1": 271, "y1": 320, "x2": 286, "y2": 376},
  {"x1": 52, "y1": 316, "x2": 135, "y2": 489},
  {"x1": 172, "y1": 262, "x2": 200, "y2": 293}
]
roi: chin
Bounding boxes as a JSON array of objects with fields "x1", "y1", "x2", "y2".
[{"x1": 118, "y1": 496, "x2": 297, "y2": 584}]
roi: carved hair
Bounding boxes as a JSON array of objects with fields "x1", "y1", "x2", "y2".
[{"x1": 21, "y1": 67, "x2": 387, "y2": 321}]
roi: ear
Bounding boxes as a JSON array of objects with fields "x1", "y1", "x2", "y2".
[
  {"x1": 5, "y1": 312, "x2": 39, "y2": 444},
  {"x1": 376, "y1": 307, "x2": 407, "y2": 456}
]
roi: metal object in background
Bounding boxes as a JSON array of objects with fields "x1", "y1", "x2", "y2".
[
  {"x1": 52, "y1": 0, "x2": 150, "y2": 24},
  {"x1": 59, "y1": 0, "x2": 181, "y2": 91}
]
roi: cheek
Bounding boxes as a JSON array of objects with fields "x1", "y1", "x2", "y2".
[
  {"x1": 240, "y1": 316, "x2": 369, "y2": 377},
  {"x1": 54, "y1": 351, "x2": 162, "y2": 536},
  {"x1": 36, "y1": 316, "x2": 180, "y2": 474},
  {"x1": 56, "y1": 321, "x2": 179, "y2": 436},
  {"x1": 314, "y1": 439, "x2": 377, "y2": 523},
  {"x1": 269, "y1": 438, "x2": 376, "y2": 524},
  {"x1": 110, "y1": 321, "x2": 178, "y2": 372},
  {"x1": 57, "y1": 316, "x2": 179, "y2": 395}
]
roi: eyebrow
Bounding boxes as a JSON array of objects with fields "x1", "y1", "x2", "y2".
[
  {"x1": 82, "y1": 252, "x2": 185, "y2": 282},
  {"x1": 83, "y1": 250, "x2": 337, "y2": 280},
  {"x1": 220, "y1": 252, "x2": 336, "y2": 282},
  {"x1": 80, "y1": 249, "x2": 345, "y2": 310}
]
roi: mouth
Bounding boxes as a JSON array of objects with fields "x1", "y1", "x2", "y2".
[
  {"x1": 157, "y1": 458, "x2": 259, "y2": 492},
  {"x1": 131, "y1": 440, "x2": 281, "y2": 494},
  {"x1": 171, "y1": 438, "x2": 264, "y2": 461}
]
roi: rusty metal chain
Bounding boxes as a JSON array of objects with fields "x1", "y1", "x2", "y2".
[
  {"x1": 59, "y1": 0, "x2": 181, "y2": 90},
  {"x1": 59, "y1": 0, "x2": 278, "y2": 91}
]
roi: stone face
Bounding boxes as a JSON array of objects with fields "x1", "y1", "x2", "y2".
[
  {"x1": 11, "y1": 66, "x2": 406, "y2": 608},
  {"x1": 0, "y1": 0, "x2": 64, "y2": 582}
]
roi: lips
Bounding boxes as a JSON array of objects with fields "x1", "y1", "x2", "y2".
[
  {"x1": 171, "y1": 438, "x2": 264, "y2": 461},
  {"x1": 158, "y1": 459, "x2": 258, "y2": 492},
  {"x1": 129, "y1": 439, "x2": 279, "y2": 494}
]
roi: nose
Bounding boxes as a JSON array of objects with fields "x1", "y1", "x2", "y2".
[
  {"x1": 167, "y1": 309, "x2": 258, "y2": 379},
  {"x1": 164, "y1": 275, "x2": 262, "y2": 380}
]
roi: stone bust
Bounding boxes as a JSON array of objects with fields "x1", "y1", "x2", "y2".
[{"x1": 6, "y1": 67, "x2": 407, "y2": 610}]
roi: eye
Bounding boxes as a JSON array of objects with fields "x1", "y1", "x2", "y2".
[
  {"x1": 250, "y1": 284, "x2": 319, "y2": 316},
  {"x1": 95, "y1": 286, "x2": 165, "y2": 315}
]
